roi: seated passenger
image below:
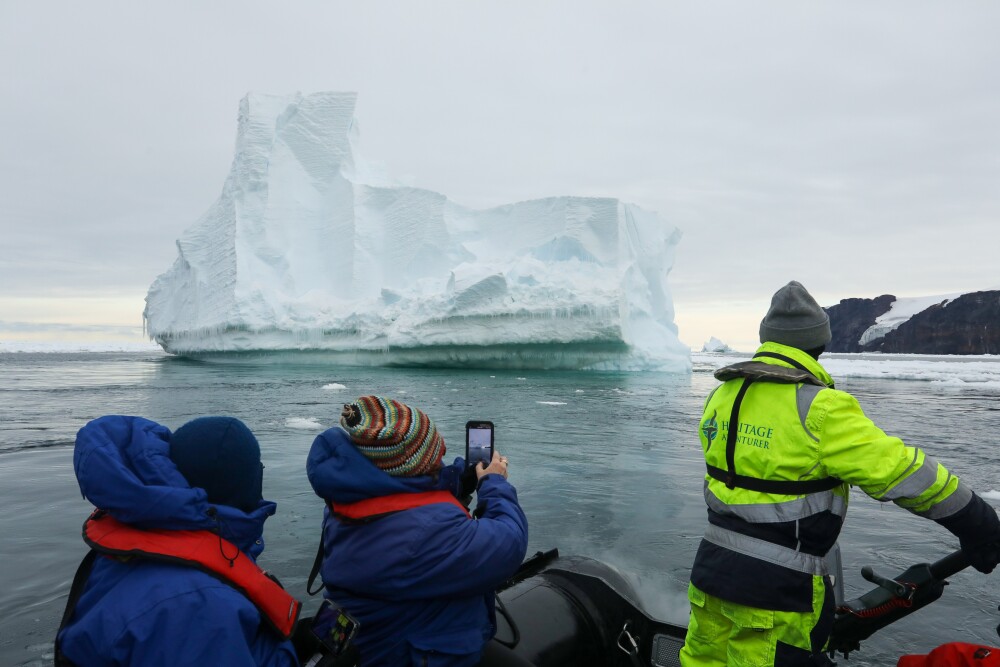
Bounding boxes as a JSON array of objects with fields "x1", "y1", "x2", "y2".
[
  {"x1": 56, "y1": 415, "x2": 299, "y2": 666},
  {"x1": 306, "y1": 396, "x2": 529, "y2": 667}
]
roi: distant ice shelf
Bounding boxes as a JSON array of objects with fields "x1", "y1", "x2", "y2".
[{"x1": 143, "y1": 92, "x2": 690, "y2": 372}]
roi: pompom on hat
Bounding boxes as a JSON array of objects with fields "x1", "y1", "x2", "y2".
[
  {"x1": 759, "y1": 280, "x2": 832, "y2": 351},
  {"x1": 169, "y1": 416, "x2": 264, "y2": 512},
  {"x1": 340, "y1": 396, "x2": 446, "y2": 477}
]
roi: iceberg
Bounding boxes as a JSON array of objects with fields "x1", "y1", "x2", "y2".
[
  {"x1": 701, "y1": 337, "x2": 733, "y2": 353},
  {"x1": 143, "y1": 92, "x2": 690, "y2": 371}
]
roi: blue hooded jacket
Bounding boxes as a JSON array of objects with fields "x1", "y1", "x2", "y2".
[
  {"x1": 306, "y1": 426, "x2": 528, "y2": 667},
  {"x1": 57, "y1": 415, "x2": 298, "y2": 666}
]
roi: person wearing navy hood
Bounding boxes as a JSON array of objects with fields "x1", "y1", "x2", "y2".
[
  {"x1": 56, "y1": 415, "x2": 300, "y2": 666},
  {"x1": 306, "y1": 396, "x2": 529, "y2": 667}
]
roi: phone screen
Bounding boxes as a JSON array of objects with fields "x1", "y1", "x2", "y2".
[
  {"x1": 310, "y1": 599, "x2": 359, "y2": 656},
  {"x1": 466, "y1": 421, "x2": 494, "y2": 469}
]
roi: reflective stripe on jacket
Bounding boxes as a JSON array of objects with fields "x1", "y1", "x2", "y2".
[{"x1": 691, "y1": 342, "x2": 972, "y2": 612}]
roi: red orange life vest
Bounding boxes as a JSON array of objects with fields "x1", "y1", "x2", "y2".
[
  {"x1": 898, "y1": 643, "x2": 1000, "y2": 667},
  {"x1": 82, "y1": 510, "x2": 301, "y2": 639},
  {"x1": 330, "y1": 490, "x2": 472, "y2": 522}
]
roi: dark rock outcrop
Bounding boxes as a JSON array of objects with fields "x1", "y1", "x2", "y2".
[
  {"x1": 826, "y1": 294, "x2": 896, "y2": 353},
  {"x1": 824, "y1": 290, "x2": 1000, "y2": 355},
  {"x1": 877, "y1": 291, "x2": 1000, "y2": 354}
]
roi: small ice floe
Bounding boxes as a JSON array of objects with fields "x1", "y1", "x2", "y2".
[
  {"x1": 517, "y1": 377, "x2": 527, "y2": 381},
  {"x1": 982, "y1": 490, "x2": 1000, "y2": 503},
  {"x1": 322, "y1": 383, "x2": 347, "y2": 391},
  {"x1": 285, "y1": 417, "x2": 324, "y2": 430},
  {"x1": 575, "y1": 389, "x2": 585, "y2": 393},
  {"x1": 537, "y1": 401, "x2": 568, "y2": 406}
]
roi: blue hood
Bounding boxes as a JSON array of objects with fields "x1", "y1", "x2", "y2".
[
  {"x1": 306, "y1": 426, "x2": 465, "y2": 503},
  {"x1": 74, "y1": 415, "x2": 276, "y2": 555}
]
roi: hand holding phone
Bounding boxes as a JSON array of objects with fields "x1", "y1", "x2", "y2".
[
  {"x1": 465, "y1": 421, "x2": 494, "y2": 470},
  {"x1": 476, "y1": 451, "x2": 509, "y2": 480}
]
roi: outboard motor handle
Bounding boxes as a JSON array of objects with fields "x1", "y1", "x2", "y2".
[
  {"x1": 861, "y1": 566, "x2": 911, "y2": 599},
  {"x1": 829, "y1": 549, "x2": 969, "y2": 658}
]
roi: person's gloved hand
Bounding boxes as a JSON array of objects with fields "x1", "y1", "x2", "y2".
[
  {"x1": 965, "y1": 540, "x2": 1000, "y2": 574},
  {"x1": 457, "y1": 464, "x2": 478, "y2": 509},
  {"x1": 937, "y1": 492, "x2": 1000, "y2": 574}
]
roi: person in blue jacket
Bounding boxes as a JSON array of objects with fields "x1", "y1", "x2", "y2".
[
  {"x1": 306, "y1": 395, "x2": 529, "y2": 667},
  {"x1": 56, "y1": 415, "x2": 299, "y2": 666}
]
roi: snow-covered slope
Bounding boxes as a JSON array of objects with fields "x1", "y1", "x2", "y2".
[
  {"x1": 144, "y1": 92, "x2": 690, "y2": 371},
  {"x1": 857, "y1": 293, "x2": 963, "y2": 347}
]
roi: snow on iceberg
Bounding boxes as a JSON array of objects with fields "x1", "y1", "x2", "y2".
[{"x1": 143, "y1": 92, "x2": 690, "y2": 371}]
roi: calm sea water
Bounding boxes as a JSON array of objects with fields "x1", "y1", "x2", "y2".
[{"x1": 2, "y1": 351, "x2": 999, "y2": 666}]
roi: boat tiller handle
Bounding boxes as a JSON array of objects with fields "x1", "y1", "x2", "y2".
[
  {"x1": 861, "y1": 566, "x2": 911, "y2": 600},
  {"x1": 617, "y1": 621, "x2": 643, "y2": 667}
]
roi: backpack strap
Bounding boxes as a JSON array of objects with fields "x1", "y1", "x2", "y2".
[{"x1": 306, "y1": 515, "x2": 327, "y2": 597}]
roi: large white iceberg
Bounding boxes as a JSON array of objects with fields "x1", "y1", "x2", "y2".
[{"x1": 144, "y1": 92, "x2": 690, "y2": 371}]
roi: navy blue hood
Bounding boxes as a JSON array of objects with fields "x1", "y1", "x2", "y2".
[
  {"x1": 74, "y1": 415, "x2": 276, "y2": 556},
  {"x1": 306, "y1": 426, "x2": 466, "y2": 503}
]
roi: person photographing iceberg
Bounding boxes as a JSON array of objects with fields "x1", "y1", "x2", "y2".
[
  {"x1": 680, "y1": 281, "x2": 1000, "y2": 667},
  {"x1": 55, "y1": 415, "x2": 299, "y2": 666},
  {"x1": 306, "y1": 396, "x2": 528, "y2": 667}
]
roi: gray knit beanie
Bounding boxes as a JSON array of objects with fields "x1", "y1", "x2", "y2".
[{"x1": 759, "y1": 281, "x2": 832, "y2": 350}]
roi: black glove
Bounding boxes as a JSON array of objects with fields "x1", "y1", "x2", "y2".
[
  {"x1": 936, "y1": 492, "x2": 1000, "y2": 574},
  {"x1": 458, "y1": 465, "x2": 478, "y2": 509}
]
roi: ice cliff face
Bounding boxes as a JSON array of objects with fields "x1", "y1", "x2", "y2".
[{"x1": 144, "y1": 92, "x2": 690, "y2": 371}]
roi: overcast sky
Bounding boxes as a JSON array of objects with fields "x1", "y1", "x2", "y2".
[{"x1": 2, "y1": 1, "x2": 998, "y2": 351}]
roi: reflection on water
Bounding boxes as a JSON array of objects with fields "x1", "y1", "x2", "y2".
[{"x1": 1, "y1": 352, "x2": 999, "y2": 666}]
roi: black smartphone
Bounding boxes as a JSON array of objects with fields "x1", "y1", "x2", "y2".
[
  {"x1": 310, "y1": 599, "x2": 360, "y2": 656},
  {"x1": 465, "y1": 420, "x2": 495, "y2": 469}
]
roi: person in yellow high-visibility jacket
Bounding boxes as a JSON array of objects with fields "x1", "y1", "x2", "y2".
[{"x1": 679, "y1": 281, "x2": 1000, "y2": 667}]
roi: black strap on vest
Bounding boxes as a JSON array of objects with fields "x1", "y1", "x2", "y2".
[
  {"x1": 709, "y1": 352, "x2": 843, "y2": 495},
  {"x1": 723, "y1": 377, "x2": 756, "y2": 489},
  {"x1": 54, "y1": 549, "x2": 98, "y2": 667},
  {"x1": 706, "y1": 464, "x2": 844, "y2": 494}
]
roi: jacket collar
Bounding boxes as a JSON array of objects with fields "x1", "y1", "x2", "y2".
[{"x1": 755, "y1": 342, "x2": 835, "y2": 388}]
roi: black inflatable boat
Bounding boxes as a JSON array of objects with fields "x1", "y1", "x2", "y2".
[
  {"x1": 301, "y1": 547, "x2": 977, "y2": 666},
  {"x1": 487, "y1": 547, "x2": 975, "y2": 667},
  {"x1": 491, "y1": 549, "x2": 685, "y2": 666}
]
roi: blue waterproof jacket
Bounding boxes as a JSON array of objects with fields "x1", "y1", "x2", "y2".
[
  {"x1": 306, "y1": 427, "x2": 529, "y2": 667},
  {"x1": 57, "y1": 415, "x2": 298, "y2": 666}
]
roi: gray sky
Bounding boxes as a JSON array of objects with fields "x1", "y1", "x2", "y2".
[{"x1": 2, "y1": 1, "x2": 998, "y2": 351}]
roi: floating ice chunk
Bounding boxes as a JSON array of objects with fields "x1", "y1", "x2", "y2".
[
  {"x1": 322, "y1": 383, "x2": 347, "y2": 391},
  {"x1": 285, "y1": 417, "x2": 324, "y2": 429},
  {"x1": 537, "y1": 401, "x2": 568, "y2": 406}
]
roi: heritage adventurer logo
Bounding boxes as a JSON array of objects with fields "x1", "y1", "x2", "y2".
[
  {"x1": 702, "y1": 413, "x2": 719, "y2": 444},
  {"x1": 702, "y1": 412, "x2": 774, "y2": 450}
]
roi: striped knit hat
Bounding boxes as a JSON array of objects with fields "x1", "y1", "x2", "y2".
[{"x1": 340, "y1": 396, "x2": 446, "y2": 477}]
